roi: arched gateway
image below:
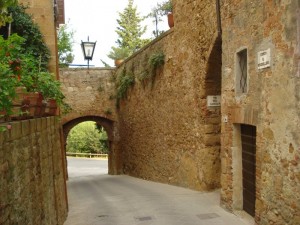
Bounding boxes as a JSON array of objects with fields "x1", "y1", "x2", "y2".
[
  {"x1": 62, "y1": 115, "x2": 121, "y2": 175},
  {"x1": 60, "y1": 68, "x2": 122, "y2": 175}
]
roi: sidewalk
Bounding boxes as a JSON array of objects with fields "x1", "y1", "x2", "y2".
[{"x1": 64, "y1": 174, "x2": 252, "y2": 225}]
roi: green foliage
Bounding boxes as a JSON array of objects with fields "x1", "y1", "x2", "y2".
[
  {"x1": 61, "y1": 102, "x2": 72, "y2": 115},
  {"x1": 67, "y1": 122, "x2": 108, "y2": 154},
  {"x1": 148, "y1": 7, "x2": 164, "y2": 38},
  {"x1": 0, "y1": 33, "x2": 66, "y2": 115},
  {"x1": 108, "y1": 46, "x2": 130, "y2": 60},
  {"x1": 148, "y1": 51, "x2": 165, "y2": 79},
  {"x1": 57, "y1": 23, "x2": 74, "y2": 67},
  {"x1": 35, "y1": 72, "x2": 65, "y2": 105},
  {"x1": 148, "y1": 0, "x2": 172, "y2": 37},
  {"x1": 0, "y1": 62, "x2": 17, "y2": 114},
  {"x1": 8, "y1": 4, "x2": 51, "y2": 71},
  {"x1": 100, "y1": 59, "x2": 112, "y2": 68},
  {"x1": 0, "y1": 34, "x2": 25, "y2": 114},
  {"x1": 149, "y1": 51, "x2": 165, "y2": 69},
  {"x1": 108, "y1": 0, "x2": 150, "y2": 61},
  {"x1": 156, "y1": 0, "x2": 173, "y2": 16},
  {"x1": 96, "y1": 125, "x2": 109, "y2": 153},
  {"x1": 137, "y1": 51, "x2": 165, "y2": 85},
  {"x1": 116, "y1": 70, "x2": 135, "y2": 107},
  {"x1": 0, "y1": 0, "x2": 17, "y2": 27}
]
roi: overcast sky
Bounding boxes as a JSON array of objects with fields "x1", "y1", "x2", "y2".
[{"x1": 64, "y1": 0, "x2": 168, "y2": 67}]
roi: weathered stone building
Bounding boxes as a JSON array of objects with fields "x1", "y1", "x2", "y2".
[
  {"x1": 220, "y1": 1, "x2": 300, "y2": 224},
  {"x1": 110, "y1": 0, "x2": 300, "y2": 224},
  {"x1": 1, "y1": 0, "x2": 299, "y2": 224}
]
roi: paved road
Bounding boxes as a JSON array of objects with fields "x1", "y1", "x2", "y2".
[
  {"x1": 64, "y1": 158, "x2": 251, "y2": 225},
  {"x1": 67, "y1": 157, "x2": 108, "y2": 178}
]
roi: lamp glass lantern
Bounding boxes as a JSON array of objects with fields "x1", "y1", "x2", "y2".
[{"x1": 81, "y1": 37, "x2": 96, "y2": 68}]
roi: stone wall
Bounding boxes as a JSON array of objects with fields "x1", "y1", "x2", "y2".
[
  {"x1": 116, "y1": 0, "x2": 222, "y2": 191},
  {"x1": 19, "y1": 0, "x2": 58, "y2": 75},
  {"x1": 0, "y1": 117, "x2": 68, "y2": 225},
  {"x1": 221, "y1": 0, "x2": 300, "y2": 224},
  {"x1": 60, "y1": 68, "x2": 117, "y2": 124}
]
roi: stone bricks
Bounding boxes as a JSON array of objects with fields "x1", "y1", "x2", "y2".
[
  {"x1": 116, "y1": 0, "x2": 221, "y2": 192},
  {"x1": 60, "y1": 68, "x2": 117, "y2": 125},
  {"x1": 0, "y1": 118, "x2": 67, "y2": 225}
]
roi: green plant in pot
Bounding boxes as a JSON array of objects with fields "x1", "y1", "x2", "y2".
[
  {"x1": 108, "y1": 46, "x2": 130, "y2": 66},
  {"x1": 35, "y1": 72, "x2": 65, "y2": 116}
]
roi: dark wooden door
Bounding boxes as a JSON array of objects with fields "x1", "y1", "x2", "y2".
[{"x1": 241, "y1": 124, "x2": 256, "y2": 217}]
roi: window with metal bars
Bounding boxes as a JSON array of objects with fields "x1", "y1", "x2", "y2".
[{"x1": 236, "y1": 49, "x2": 248, "y2": 95}]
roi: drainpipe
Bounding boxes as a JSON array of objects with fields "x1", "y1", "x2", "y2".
[{"x1": 216, "y1": 0, "x2": 222, "y2": 35}]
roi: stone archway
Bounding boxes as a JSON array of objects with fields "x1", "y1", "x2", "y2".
[{"x1": 62, "y1": 116, "x2": 121, "y2": 175}]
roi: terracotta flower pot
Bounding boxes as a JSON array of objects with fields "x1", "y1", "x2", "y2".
[
  {"x1": 167, "y1": 13, "x2": 174, "y2": 28},
  {"x1": 23, "y1": 92, "x2": 42, "y2": 118},
  {"x1": 44, "y1": 99, "x2": 58, "y2": 116},
  {"x1": 114, "y1": 59, "x2": 124, "y2": 67}
]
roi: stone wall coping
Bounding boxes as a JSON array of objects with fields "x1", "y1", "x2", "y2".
[
  {"x1": 122, "y1": 28, "x2": 174, "y2": 65},
  {"x1": 0, "y1": 117, "x2": 59, "y2": 141}
]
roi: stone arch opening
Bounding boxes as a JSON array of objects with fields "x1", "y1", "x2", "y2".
[
  {"x1": 203, "y1": 34, "x2": 222, "y2": 187},
  {"x1": 205, "y1": 34, "x2": 222, "y2": 93},
  {"x1": 63, "y1": 116, "x2": 121, "y2": 175}
]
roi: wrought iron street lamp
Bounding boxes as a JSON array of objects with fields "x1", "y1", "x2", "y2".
[{"x1": 81, "y1": 36, "x2": 96, "y2": 69}]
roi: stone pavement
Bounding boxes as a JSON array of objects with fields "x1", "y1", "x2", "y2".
[{"x1": 64, "y1": 174, "x2": 252, "y2": 225}]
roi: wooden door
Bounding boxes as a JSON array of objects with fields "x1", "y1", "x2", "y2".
[{"x1": 241, "y1": 124, "x2": 256, "y2": 217}]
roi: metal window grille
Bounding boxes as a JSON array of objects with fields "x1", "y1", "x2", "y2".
[{"x1": 238, "y1": 49, "x2": 247, "y2": 93}]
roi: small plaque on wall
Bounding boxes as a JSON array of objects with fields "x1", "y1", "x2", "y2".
[
  {"x1": 258, "y1": 49, "x2": 271, "y2": 69},
  {"x1": 207, "y1": 95, "x2": 221, "y2": 107}
]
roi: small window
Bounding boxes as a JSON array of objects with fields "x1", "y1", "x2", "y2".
[{"x1": 236, "y1": 49, "x2": 248, "y2": 95}]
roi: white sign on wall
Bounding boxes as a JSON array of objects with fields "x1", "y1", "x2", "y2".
[
  {"x1": 207, "y1": 95, "x2": 221, "y2": 107},
  {"x1": 258, "y1": 48, "x2": 271, "y2": 69}
]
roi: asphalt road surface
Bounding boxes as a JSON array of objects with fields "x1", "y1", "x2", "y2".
[
  {"x1": 64, "y1": 158, "x2": 251, "y2": 225},
  {"x1": 67, "y1": 157, "x2": 108, "y2": 178}
]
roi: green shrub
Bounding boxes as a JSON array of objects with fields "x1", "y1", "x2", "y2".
[
  {"x1": 116, "y1": 70, "x2": 135, "y2": 107},
  {"x1": 7, "y1": 4, "x2": 51, "y2": 71}
]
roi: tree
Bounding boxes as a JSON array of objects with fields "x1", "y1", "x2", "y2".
[
  {"x1": 148, "y1": 7, "x2": 164, "y2": 38},
  {"x1": 57, "y1": 23, "x2": 74, "y2": 67},
  {"x1": 0, "y1": 0, "x2": 17, "y2": 27},
  {"x1": 115, "y1": 0, "x2": 149, "y2": 53},
  {"x1": 66, "y1": 122, "x2": 108, "y2": 154},
  {"x1": 148, "y1": 0, "x2": 173, "y2": 38}
]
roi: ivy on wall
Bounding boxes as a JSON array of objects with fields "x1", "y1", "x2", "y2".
[{"x1": 114, "y1": 51, "x2": 165, "y2": 108}]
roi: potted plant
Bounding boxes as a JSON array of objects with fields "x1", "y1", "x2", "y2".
[
  {"x1": 107, "y1": 47, "x2": 130, "y2": 66},
  {"x1": 35, "y1": 72, "x2": 65, "y2": 116}
]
